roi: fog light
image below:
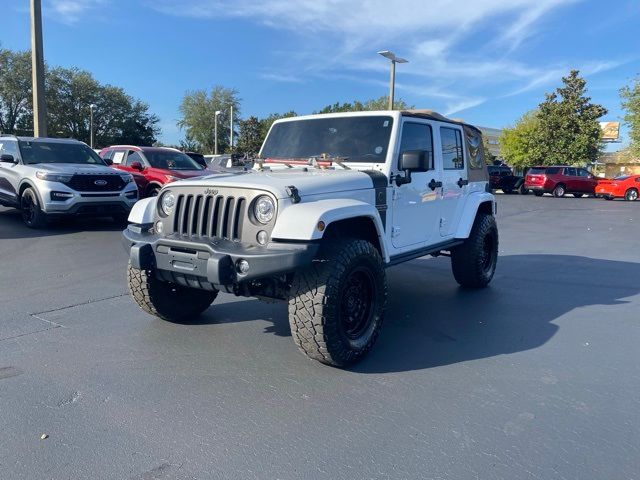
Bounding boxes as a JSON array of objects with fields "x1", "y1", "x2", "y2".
[
  {"x1": 257, "y1": 230, "x2": 268, "y2": 245},
  {"x1": 155, "y1": 221, "x2": 163, "y2": 234},
  {"x1": 237, "y1": 259, "x2": 250, "y2": 275}
]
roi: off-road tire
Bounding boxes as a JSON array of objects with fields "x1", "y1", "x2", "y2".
[
  {"x1": 625, "y1": 188, "x2": 638, "y2": 201},
  {"x1": 451, "y1": 213, "x2": 498, "y2": 288},
  {"x1": 127, "y1": 263, "x2": 218, "y2": 322},
  {"x1": 288, "y1": 239, "x2": 387, "y2": 367},
  {"x1": 20, "y1": 187, "x2": 48, "y2": 228},
  {"x1": 553, "y1": 184, "x2": 566, "y2": 197}
]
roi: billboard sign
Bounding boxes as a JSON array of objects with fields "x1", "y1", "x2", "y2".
[{"x1": 600, "y1": 121, "x2": 620, "y2": 142}]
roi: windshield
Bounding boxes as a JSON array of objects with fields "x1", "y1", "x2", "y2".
[
  {"x1": 145, "y1": 150, "x2": 204, "y2": 171},
  {"x1": 18, "y1": 140, "x2": 106, "y2": 165},
  {"x1": 614, "y1": 175, "x2": 629, "y2": 180},
  {"x1": 261, "y1": 116, "x2": 394, "y2": 162}
]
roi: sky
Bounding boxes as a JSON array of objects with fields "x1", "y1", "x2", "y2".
[{"x1": 2, "y1": 0, "x2": 639, "y2": 147}]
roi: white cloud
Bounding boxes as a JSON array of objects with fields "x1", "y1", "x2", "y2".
[{"x1": 49, "y1": 0, "x2": 106, "y2": 24}]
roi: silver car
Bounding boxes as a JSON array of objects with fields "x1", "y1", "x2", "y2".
[{"x1": 0, "y1": 135, "x2": 138, "y2": 228}]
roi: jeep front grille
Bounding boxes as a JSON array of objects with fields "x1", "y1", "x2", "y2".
[{"x1": 173, "y1": 193, "x2": 247, "y2": 240}]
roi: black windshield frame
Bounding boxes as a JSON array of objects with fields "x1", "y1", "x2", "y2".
[
  {"x1": 261, "y1": 116, "x2": 394, "y2": 163},
  {"x1": 18, "y1": 141, "x2": 106, "y2": 166}
]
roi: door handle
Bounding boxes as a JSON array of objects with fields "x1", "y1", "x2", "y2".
[
  {"x1": 428, "y1": 179, "x2": 442, "y2": 191},
  {"x1": 457, "y1": 178, "x2": 469, "y2": 188}
]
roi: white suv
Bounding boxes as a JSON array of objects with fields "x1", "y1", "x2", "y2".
[
  {"x1": 123, "y1": 110, "x2": 498, "y2": 367},
  {"x1": 0, "y1": 135, "x2": 138, "y2": 228}
]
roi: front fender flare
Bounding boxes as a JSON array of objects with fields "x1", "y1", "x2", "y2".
[
  {"x1": 453, "y1": 192, "x2": 496, "y2": 239},
  {"x1": 271, "y1": 199, "x2": 389, "y2": 262},
  {"x1": 128, "y1": 197, "x2": 157, "y2": 224}
]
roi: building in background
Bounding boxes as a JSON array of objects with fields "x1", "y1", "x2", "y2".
[
  {"x1": 478, "y1": 126, "x2": 502, "y2": 159},
  {"x1": 599, "y1": 150, "x2": 640, "y2": 178}
]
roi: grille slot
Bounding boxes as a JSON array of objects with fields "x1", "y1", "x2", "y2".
[
  {"x1": 173, "y1": 193, "x2": 246, "y2": 240},
  {"x1": 68, "y1": 174, "x2": 125, "y2": 192}
]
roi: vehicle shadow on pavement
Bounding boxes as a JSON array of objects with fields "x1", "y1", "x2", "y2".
[
  {"x1": 352, "y1": 254, "x2": 639, "y2": 374},
  {"x1": 0, "y1": 207, "x2": 125, "y2": 239}
]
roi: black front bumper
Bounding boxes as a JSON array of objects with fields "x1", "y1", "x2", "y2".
[{"x1": 123, "y1": 226, "x2": 319, "y2": 287}]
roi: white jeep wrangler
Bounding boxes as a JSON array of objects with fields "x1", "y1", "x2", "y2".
[{"x1": 123, "y1": 110, "x2": 497, "y2": 367}]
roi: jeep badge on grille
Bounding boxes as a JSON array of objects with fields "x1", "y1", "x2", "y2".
[{"x1": 204, "y1": 188, "x2": 218, "y2": 195}]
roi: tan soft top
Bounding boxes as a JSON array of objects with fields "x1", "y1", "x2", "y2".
[{"x1": 401, "y1": 109, "x2": 480, "y2": 133}]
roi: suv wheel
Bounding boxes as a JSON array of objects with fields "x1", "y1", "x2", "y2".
[
  {"x1": 127, "y1": 263, "x2": 218, "y2": 322},
  {"x1": 625, "y1": 188, "x2": 638, "y2": 201},
  {"x1": 451, "y1": 213, "x2": 498, "y2": 288},
  {"x1": 20, "y1": 187, "x2": 48, "y2": 228},
  {"x1": 553, "y1": 184, "x2": 566, "y2": 197},
  {"x1": 519, "y1": 184, "x2": 529, "y2": 195},
  {"x1": 288, "y1": 239, "x2": 387, "y2": 367}
]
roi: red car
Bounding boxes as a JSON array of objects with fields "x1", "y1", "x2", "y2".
[
  {"x1": 596, "y1": 174, "x2": 640, "y2": 201},
  {"x1": 524, "y1": 165, "x2": 598, "y2": 197},
  {"x1": 99, "y1": 145, "x2": 209, "y2": 197}
]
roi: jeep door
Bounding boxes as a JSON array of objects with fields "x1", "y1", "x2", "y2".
[
  {"x1": 391, "y1": 120, "x2": 441, "y2": 249},
  {"x1": 0, "y1": 140, "x2": 22, "y2": 206},
  {"x1": 437, "y1": 125, "x2": 467, "y2": 237}
]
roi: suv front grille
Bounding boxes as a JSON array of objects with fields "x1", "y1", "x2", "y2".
[
  {"x1": 173, "y1": 193, "x2": 247, "y2": 240},
  {"x1": 68, "y1": 174, "x2": 125, "y2": 192}
]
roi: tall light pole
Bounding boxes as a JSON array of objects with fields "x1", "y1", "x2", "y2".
[
  {"x1": 89, "y1": 104, "x2": 96, "y2": 148},
  {"x1": 214, "y1": 110, "x2": 221, "y2": 154},
  {"x1": 30, "y1": 0, "x2": 48, "y2": 137},
  {"x1": 377, "y1": 50, "x2": 408, "y2": 110},
  {"x1": 229, "y1": 105, "x2": 234, "y2": 152}
]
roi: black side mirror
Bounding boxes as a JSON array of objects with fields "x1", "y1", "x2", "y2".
[
  {"x1": 396, "y1": 150, "x2": 430, "y2": 185},
  {"x1": 0, "y1": 154, "x2": 16, "y2": 164},
  {"x1": 103, "y1": 157, "x2": 113, "y2": 166},
  {"x1": 130, "y1": 161, "x2": 144, "y2": 171}
]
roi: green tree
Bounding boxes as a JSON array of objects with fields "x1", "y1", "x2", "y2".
[
  {"x1": 0, "y1": 49, "x2": 32, "y2": 134},
  {"x1": 45, "y1": 67, "x2": 159, "y2": 147},
  {"x1": 499, "y1": 111, "x2": 541, "y2": 169},
  {"x1": 259, "y1": 111, "x2": 297, "y2": 140},
  {"x1": 482, "y1": 136, "x2": 497, "y2": 164},
  {"x1": 620, "y1": 75, "x2": 640, "y2": 158},
  {"x1": 315, "y1": 96, "x2": 413, "y2": 114},
  {"x1": 236, "y1": 116, "x2": 264, "y2": 155},
  {"x1": 533, "y1": 70, "x2": 607, "y2": 165},
  {"x1": 177, "y1": 86, "x2": 240, "y2": 154}
]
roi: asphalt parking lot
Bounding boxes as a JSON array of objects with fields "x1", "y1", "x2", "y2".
[{"x1": 1, "y1": 194, "x2": 639, "y2": 480}]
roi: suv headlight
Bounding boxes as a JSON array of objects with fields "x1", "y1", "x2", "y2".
[
  {"x1": 36, "y1": 171, "x2": 73, "y2": 183},
  {"x1": 254, "y1": 195, "x2": 275, "y2": 224},
  {"x1": 159, "y1": 191, "x2": 176, "y2": 216}
]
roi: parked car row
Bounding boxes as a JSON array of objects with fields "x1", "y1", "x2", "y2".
[
  {"x1": 0, "y1": 135, "x2": 223, "y2": 228},
  {"x1": 524, "y1": 165, "x2": 639, "y2": 201}
]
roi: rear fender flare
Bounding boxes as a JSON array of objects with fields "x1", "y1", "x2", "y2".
[{"x1": 453, "y1": 192, "x2": 496, "y2": 239}]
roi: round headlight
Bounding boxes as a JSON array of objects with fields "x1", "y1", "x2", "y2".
[
  {"x1": 254, "y1": 195, "x2": 275, "y2": 224},
  {"x1": 160, "y1": 191, "x2": 176, "y2": 216}
]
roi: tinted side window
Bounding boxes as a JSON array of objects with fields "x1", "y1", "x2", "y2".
[
  {"x1": 576, "y1": 169, "x2": 590, "y2": 177},
  {"x1": 440, "y1": 127, "x2": 464, "y2": 170},
  {"x1": 398, "y1": 122, "x2": 433, "y2": 168},
  {"x1": 564, "y1": 167, "x2": 576, "y2": 176},
  {"x1": 101, "y1": 149, "x2": 113, "y2": 160},
  {"x1": 0, "y1": 140, "x2": 20, "y2": 159},
  {"x1": 545, "y1": 167, "x2": 560, "y2": 174},
  {"x1": 125, "y1": 151, "x2": 143, "y2": 166}
]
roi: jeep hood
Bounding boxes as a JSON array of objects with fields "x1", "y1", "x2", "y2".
[
  {"x1": 169, "y1": 168, "x2": 378, "y2": 199},
  {"x1": 33, "y1": 163, "x2": 124, "y2": 175}
]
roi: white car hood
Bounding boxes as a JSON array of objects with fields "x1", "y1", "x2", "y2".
[{"x1": 169, "y1": 167, "x2": 378, "y2": 199}]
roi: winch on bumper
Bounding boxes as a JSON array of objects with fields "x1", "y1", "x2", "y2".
[{"x1": 123, "y1": 225, "x2": 319, "y2": 288}]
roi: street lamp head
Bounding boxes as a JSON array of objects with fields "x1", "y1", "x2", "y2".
[
  {"x1": 215, "y1": 110, "x2": 221, "y2": 116},
  {"x1": 89, "y1": 103, "x2": 97, "y2": 110},
  {"x1": 377, "y1": 50, "x2": 408, "y2": 63}
]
